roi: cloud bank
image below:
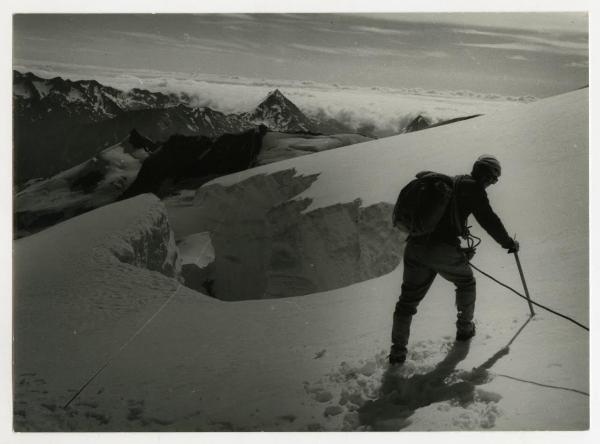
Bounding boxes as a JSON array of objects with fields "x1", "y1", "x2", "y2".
[{"x1": 15, "y1": 61, "x2": 536, "y2": 136}]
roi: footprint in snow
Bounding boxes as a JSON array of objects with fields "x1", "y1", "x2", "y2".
[
  {"x1": 277, "y1": 414, "x2": 296, "y2": 423},
  {"x1": 358, "y1": 341, "x2": 505, "y2": 431}
]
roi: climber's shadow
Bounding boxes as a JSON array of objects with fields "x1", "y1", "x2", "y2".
[{"x1": 359, "y1": 340, "x2": 508, "y2": 430}]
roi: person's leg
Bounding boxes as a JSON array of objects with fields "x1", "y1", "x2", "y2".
[
  {"x1": 431, "y1": 244, "x2": 476, "y2": 338},
  {"x1": 391, "y1": 242, "x2": 437, "y2": 362}
]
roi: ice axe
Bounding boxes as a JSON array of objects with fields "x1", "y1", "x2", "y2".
[
  {"x1": 510, "y1": 235, "x2": 535, "y2": 317},
  {"x1": 470, "y1": 238, "x2": 587, "y2": 330}
]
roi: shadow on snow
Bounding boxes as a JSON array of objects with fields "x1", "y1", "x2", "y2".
[{"x1": 358, "y1": 340, "x2": 510, "y2": 430}]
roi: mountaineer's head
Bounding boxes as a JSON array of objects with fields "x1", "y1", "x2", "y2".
[{"x1": 471, "y1": 155, "x2": 501, "y2": 188}]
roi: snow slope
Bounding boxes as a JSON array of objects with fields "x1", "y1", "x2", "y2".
[
  {"x1": 13, "y1": 196, "x2": 189, "y2": 429},
  {"x1": 13, "y1": 88, "x2": 588, "y2": 431},
  {"x1": 256, "y1": 131, "x2": 373, "y2": 166},
  {"x1": 15, "y1": 140, "x2": 148, "y2": 237}
]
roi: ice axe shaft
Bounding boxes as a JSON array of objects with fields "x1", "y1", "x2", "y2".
[{"x1": 513, "y1": 251, "x2": 535, "y2": 316}]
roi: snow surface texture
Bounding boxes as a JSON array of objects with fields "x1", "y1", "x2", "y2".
[
  {"x1": 13, "y1": 195, "x2": 191, "y2": 430},
  {"x1": 13, "y1": 89, "x2": 588, "y2": 431}
]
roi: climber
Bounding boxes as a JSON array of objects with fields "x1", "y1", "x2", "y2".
[{"x1": 390, "y1": 155, "x2": 519, "y2": 365}]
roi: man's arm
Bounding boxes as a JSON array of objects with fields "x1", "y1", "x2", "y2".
[{"x1": 472, "y1": 191, "x2": 517, "y2": 250}]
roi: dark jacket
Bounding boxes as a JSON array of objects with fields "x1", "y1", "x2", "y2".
[{"x1": 415, "y1": 173, "x2": 513, "y2": 248}]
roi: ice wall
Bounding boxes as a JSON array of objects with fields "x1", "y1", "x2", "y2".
[
  {"x1": 172, "y1": 169, "x2": 405, "y2": 300},
  {"x1": 104, "y1": 199, "x2": 181, "y2": 278}
]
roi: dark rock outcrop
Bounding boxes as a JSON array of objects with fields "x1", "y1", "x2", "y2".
[
  {"x1": 404, "y1": 114, "x2": 432, "y2": 133},
  {"x1": 14, "y1": 130, "x2": 154, "y2": 238},
  {"x1": 120, "y1": 126, "x2": 267, "y2": 199},
  {"x1": 403, "y1": 114, "x2": 482, "y2": 134},
  {"x1": 128, "y1": 129, "x2": 159, "y2": 152}
]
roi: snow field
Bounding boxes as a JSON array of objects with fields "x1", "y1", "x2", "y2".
[
  {"x1": 256, "y1": 132, "x2": 372, "y2": 166},
  {"x1": 13, "y1": 195, "x2": 199, "y2": 430}
]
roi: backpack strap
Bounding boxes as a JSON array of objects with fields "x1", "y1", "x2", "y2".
[{"x1": 451, "y1": 175, "x2": 467, "y2": 238}]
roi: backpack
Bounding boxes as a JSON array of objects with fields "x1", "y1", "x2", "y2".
[{"x1": 392, "y1": 171, "x2": 461, "y2": 236}]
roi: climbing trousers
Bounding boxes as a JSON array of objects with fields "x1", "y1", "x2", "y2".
[{"x1": 392, "y1": 240, "x2": 476, "y2": 351}]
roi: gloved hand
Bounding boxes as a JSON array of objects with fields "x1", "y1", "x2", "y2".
[
  {"x1": 506, "y1": 238, "x2": 520, "y2": 253},
  {"x1": 461, "y1": 247, "x2": 476, "y2": 261}
]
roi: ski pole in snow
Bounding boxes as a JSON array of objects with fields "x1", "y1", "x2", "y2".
[{"x1": 513, "y1": 250, "x2": 535, "y2": 317}]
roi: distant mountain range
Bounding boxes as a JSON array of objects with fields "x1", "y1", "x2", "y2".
[
  {"x1": 13, "y1": 70, "x2": 182, "y2": 123},
  {"x1": 13, "y1": 71, "x2": 355, "y2": 185}
]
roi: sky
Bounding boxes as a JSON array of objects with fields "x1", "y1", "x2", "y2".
[{"x1": 12, "y1": 12, "x2": 588, "y2": 98}]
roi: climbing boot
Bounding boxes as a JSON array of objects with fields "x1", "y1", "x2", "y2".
[
  {"x1": 388, "y1": 344, "x2": 407, "y2": 366},
  {"x1": 456, "y1": 321, "x2": 476, "y2": 342}
]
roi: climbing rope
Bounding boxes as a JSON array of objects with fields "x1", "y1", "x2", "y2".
[
  {"x1": 493, "y1": 373, "x2": 589, "y2": 397},
  {"x1": 63, "y1": 284, "x2": 182, "y2": 409},
  {"x1": 469, "y1": 262, "x2": 589, "y2": 331},
  {"x1": 463, "y1": 233, "x2": 590, "y2": 399}
]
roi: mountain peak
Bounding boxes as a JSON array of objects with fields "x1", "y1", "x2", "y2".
[
  {"x1": 404, "y1": 114, "x2": 432, "y2": 133},
  {"x1": 258, "y1": 89, "x2": 293, "y2": 107},
  {"x1": 250, "y1": 89, "x2": 314, "y2": 132},
  {"x1": 268, "y1": 89, "x2": 285, "y2": 98}
]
